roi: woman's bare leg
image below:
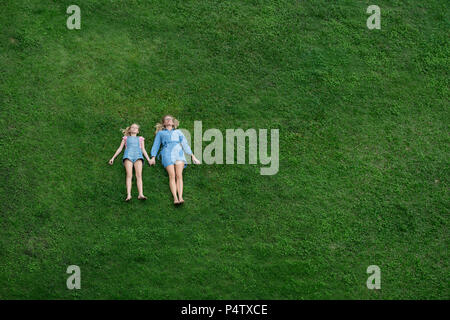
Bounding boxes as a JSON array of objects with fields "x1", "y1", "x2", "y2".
[
  {"x1": 175, "y1": 161, "x2": 185, "y2": 203},
  {"x1": 166, "y1": 165, "x2": 178, "y2": 204},
  {"x1": 134, "y1": 160, "x2": 146, "y2": 199},
  {"x1": 124, "y1": 159, "x2": 133, "y2": 201}
]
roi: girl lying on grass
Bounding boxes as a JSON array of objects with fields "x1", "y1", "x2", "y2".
[
  {"x1": 109, "y1": 123, "x2": 152, "y2": 202},
  {"x1": 149, "y1": 115, "x2": 200, "y2": 205}
]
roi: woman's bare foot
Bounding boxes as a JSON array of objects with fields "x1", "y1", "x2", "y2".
[
  {"x1": 174, "y1": 197, "x2": 180, "y2": 205},
  {"x1": 125, "y1": 195, "x2": 132, "y2": 202},
  {"x1": 178, "y1": 198, "x2": 184, "y2": 204},
  {"x1": 138, "y1": 195, "x2": 147, "y2": 200}
]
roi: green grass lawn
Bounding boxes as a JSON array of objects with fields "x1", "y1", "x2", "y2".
[{"x1": 0, "y1": 0, "x2": 448, "y2": 299}]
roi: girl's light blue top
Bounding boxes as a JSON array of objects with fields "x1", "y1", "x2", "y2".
[
  {"x1": 150, "y1": 128, "x2": 193, "y2": 168},
  {"x1": 122, "y1": 136, "x2": 144, "y2": 164}
]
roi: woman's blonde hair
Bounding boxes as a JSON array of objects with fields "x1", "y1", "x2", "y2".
[
  {"x1": 121, "y1": 123, "x2": 140, "y2": 136},
  {"x1": 155, "y1": 115, "x2": 179, "y2": 134}
]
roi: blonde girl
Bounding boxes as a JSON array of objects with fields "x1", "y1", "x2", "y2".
[{"x1": 109, "y1": 123, "x2": 152, "y2": 201}]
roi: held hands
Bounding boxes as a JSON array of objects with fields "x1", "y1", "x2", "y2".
[{"x1": 149, "y1": 158, "x2": 156, "y2": 166}]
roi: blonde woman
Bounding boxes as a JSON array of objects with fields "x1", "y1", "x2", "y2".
[
  {"x1": 109, "y1": 123, "x2": 152, "y2": 202},
  {"x1": 149, "y1": 115, "x2": 200, "y2": 205}
]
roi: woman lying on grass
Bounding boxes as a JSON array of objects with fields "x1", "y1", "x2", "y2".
[
  {"x1": 109, "y1": 123, "x2": 152, "y2": 202},
  {"x1": 149, "y1": 115, "x2": 200, "y2": 205}
]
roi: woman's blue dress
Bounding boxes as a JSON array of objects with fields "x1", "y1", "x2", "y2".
[{"x1": 150, "y1": 128, "x2": 193, "y2": 168}]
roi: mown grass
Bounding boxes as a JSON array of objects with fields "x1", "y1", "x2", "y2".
[{"x1": 0, "y1": 0, "x2": 448, "y2": 299}]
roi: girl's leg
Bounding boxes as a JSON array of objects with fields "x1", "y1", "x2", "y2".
[
  {"x1": 165, "y1": 165, "x2": 179, "y2": 204},
  {"x1": 134, "y1": 160, "x2": 146, "y2": 199},
  {"x1": 124, "y1": 159, "x2": 133, "y2": 201},
  {"x1": 175, "y1": 161, "x2": 185, "y2": 203}
]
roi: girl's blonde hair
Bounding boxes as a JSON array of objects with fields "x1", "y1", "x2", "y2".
[
  {"x1": 121, "y1": 123, "x2": 140, "y2": 136},
  {"x1": 155, "y1": 115, "x2": 179, "y2": 134}
]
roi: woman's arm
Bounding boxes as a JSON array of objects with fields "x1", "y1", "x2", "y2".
[
  {"x1": 140, "y1": 137, "x2": 152, "y2": 165},
  {"x1": 149, "y1": 131, "x2": 162, "y2": 165},
  {"x1": 179, "y1": 131, "x2": 193, "y2": 156},
  {"x1": 109, "y1": 138, "x2": 125, "y2": 165},
  {"x1": 179, "y1": 131, "x2": 200, "y2": 164}
]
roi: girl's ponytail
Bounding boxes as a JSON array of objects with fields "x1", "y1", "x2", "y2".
[{"x1": 121, "y1": 126, "x2": 131, "y2": 136}]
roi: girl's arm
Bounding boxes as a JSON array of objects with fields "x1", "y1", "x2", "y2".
[
  {"x1": 149, "y1": 131, "x2": 162, "y2": 165},
  {"x1": 109, "y1": 138, "x2": 125, "y2": 165},
  {"x1": 139, "y1": 137, "x2": 152, "y2": 165},
  {"x1": 179, "y1": 131, "x2": 200, "y2": 164}
]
